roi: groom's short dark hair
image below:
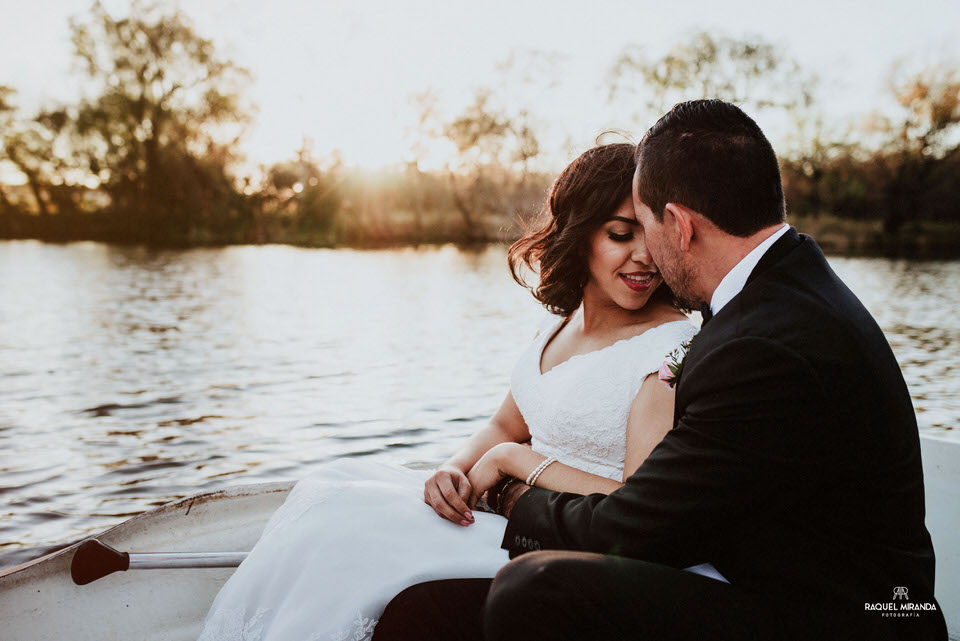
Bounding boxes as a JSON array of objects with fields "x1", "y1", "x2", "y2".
[{"x1": 634, "y1": 99, "x2": 786, "y2": 237}]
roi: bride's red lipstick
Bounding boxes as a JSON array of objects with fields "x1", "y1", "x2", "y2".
[{"x1": 619, "y1": 271, "x2": 656, "y2": 292}]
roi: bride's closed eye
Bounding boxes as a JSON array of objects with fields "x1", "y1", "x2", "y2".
[{"x1": 607, "y1": 231, "x2": 634, "y2": 242}]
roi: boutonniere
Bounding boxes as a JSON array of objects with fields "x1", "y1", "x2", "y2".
[{"x1": 658, "y1": 339, "x2": 694, "y2": 390}]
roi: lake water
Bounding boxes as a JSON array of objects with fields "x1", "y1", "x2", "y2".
[{"x1": 1, "y1": 239, "x2": 958, "y2": 568}]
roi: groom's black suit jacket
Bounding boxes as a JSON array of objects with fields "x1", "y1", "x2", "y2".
[{"x1": 502, "y1": 228, "x2": 946, "y2": 639}]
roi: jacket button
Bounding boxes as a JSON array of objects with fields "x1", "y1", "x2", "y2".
[
  {"x1": 534, "y1": 541, "x2": 541, "y2": 550},
  {"x1": 521, "y1": 537, "x2": 528, "y2": 547},
  {"x1": 514, "y1": 535, "x2": 520, "y2": 546}
]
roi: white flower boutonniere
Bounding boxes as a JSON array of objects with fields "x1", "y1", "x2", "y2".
[{"x1": 658, "y1": 339, "x2": 694, "y2": 390}]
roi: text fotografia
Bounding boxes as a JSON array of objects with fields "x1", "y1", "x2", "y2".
[{"x1": 865, "y1": 587, "x2": 939, "y2": 618}]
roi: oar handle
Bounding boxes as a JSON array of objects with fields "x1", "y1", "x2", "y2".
[
  {"x1": 128, "y1": 552, "x2": 248, "y2": 569},
  {"x1": 71, "y1": 539, "x2": 248, "y2": 585}
]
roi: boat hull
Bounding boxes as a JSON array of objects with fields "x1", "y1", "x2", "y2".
[
  {"x1": 0, "y1": 482, "x2": 292, "y2": 641},
  {"x1": 920, "y1": 434, "x2": 960, "y2": 638}
]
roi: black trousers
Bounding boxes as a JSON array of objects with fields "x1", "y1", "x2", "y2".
[{"x1": 373, "y1": 550, "x2": 797, "y2": 641}]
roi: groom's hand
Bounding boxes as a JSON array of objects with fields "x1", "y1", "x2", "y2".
[{"x1": 424, "y1": 465, "x2": 475, "y2": 526}]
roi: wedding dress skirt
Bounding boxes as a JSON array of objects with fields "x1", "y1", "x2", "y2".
[{"x1": 198, "y1": 458, "x2": 511, "y2": 641}]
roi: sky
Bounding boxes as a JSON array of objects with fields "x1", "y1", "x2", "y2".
[{"x1": 2, "y1": 0, "x2": 959, "y2": 180}]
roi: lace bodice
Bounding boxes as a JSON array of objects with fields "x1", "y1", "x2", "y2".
[{"x1": 510, "y1": 315, "x2": 699, "y2": 481}]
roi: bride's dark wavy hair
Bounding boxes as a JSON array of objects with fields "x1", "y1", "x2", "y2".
[{"x1": 508, "y1": 142, "x2": 681, "y2": 317}]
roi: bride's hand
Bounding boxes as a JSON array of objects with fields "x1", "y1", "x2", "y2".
[
  {"x1": 424, "y1": 465, "x2": 475, "y2": 526},
  {"x1": 466, "y1": 443, "x2": 513, "y2": 510}
]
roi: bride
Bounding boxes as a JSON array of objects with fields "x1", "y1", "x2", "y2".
[{"x1": 197, "y1": 143, "x2": 720, "y2": 641}]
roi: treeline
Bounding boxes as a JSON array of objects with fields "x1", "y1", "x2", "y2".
[{"x1": 1, "y1": 3, "x2": 959, "y2": 255}]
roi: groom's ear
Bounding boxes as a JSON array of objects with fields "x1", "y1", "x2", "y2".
[{"x1": 664, "y1": 203, "x2": 695, "y2": 253}]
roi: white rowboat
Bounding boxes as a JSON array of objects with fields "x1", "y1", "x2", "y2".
[
  {"x1": 0, "y1": 482, "x2": 293, "y2": 641},
  {"x1": 1, "y1": 435, "x2": 958, "y2": 640}
]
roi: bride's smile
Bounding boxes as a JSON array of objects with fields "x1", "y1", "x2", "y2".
[{"x1": 619, "y1": 271, "x2": 657, "y2": 291}]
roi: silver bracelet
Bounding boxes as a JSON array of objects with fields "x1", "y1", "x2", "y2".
[{"x1": 525, "y1": 456, "x2": 557, "y2": 487}]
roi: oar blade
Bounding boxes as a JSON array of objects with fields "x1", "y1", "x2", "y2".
[{"x1": 71, "y1": 539, "x2": 130, "y2": 585}]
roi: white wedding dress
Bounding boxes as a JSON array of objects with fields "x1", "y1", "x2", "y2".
[{"x1": 198, "y1": 316, "x2": 723, "y2": 641}]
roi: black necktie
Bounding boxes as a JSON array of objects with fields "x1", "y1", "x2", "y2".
[{"x1": 699, "y1": 302, "x2": 713, "y2": 328}]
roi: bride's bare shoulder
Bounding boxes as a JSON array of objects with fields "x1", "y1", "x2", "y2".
[
  {"x1": 627, "y1": 305, "x2": 691, "y2": 336},
  {"x1": 656, "y1": 309, "x2": 692, "y2": 325}
]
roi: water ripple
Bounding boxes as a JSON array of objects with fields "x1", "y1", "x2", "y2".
[{"x1": 0, "y1": 241, "x2": 957, "y2": 570}]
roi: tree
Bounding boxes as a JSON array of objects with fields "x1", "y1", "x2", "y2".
[
  {"x1": 68, "y1": 0, "x2": 252, "y2": 242},
  {"x1": 874, "y1": 62, "x2": 960, "y2": 233},
  {"x1": 606, "y1": 32, "x2": 814, "y2": 127},
  {"x1": 491, "y1": 49, "x2": 561, "y2": 187},
  {"x1": 0, "y1": 86, "x2": 14, "y2": 213},
  {"x1": 438, "y1": 88, "x2": 545, "y2": 240},
  {"x1": 262, "y1": 140, "x2": 342, "y2": 238},
  {"x1": 441, "y1": 90, "x2": 512, "y2": 236},
  {"x1": 402, "y1": 90, "x2": 442, "y2": 239},
  {"x1": 402, "y1": 51, "x2": 557, "y2": 241},
  {"x1": 0, "y1": 88, "x2": 74, "y2": 217},
  {"x1": 887, "y1": 62, "x2": 960, "y2": 158}
]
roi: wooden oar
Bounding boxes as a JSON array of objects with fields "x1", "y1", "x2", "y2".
[{"x1": 71, "y1": 539, "x2": 247, "y2": 585}]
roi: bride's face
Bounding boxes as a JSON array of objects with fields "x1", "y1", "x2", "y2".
[{"x1": 584, "y1": 197, "x2": 664, "y2": 310}]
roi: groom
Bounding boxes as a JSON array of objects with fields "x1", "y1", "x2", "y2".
[{"x1": 373, "y1": 100, "x2": 947, "y2": 641}]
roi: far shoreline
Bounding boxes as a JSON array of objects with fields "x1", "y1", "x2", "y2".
[{"x1": 2, "y1": 213, "x2": 960, "y2": 260}]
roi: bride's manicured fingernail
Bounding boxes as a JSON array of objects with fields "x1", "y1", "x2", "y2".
[
  {"x1": 465, "y1": 511, "x2": 473, "y2": 520},
  {"x1": 460, "y1": 519, "x2": 470, "y2": 526}
]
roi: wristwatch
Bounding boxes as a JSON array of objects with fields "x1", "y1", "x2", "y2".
[{"x1": 489, "y1": 476, "x2": 518, "y2": 514}]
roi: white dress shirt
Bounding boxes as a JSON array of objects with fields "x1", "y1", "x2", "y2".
[{"x1": 709, "y1": 223, "x2": 790, "y2": 317}]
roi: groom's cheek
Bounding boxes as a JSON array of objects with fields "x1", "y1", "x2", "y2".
[{"x1": 644, "y1": 233, "x2": 663, "y2": 267}]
